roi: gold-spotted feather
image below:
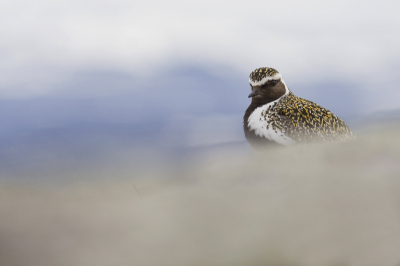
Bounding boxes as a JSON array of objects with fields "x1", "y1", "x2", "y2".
[{"x1": 273, "y1": 92, "x2": 353, "y2": 142}]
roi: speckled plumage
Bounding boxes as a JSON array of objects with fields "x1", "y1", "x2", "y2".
[
  {"x1": 244, "y1": 67, "x2": 355, "y2": 146},
  {"x1": 257, "y1": 91, "x2": 353, "y2": 142},
  {"x1": 249, "y1": 67, "x2": 279, "y2": 83}
]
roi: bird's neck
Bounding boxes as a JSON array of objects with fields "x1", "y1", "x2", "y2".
[
  {"x1": 251, "y1": 90, "x2": 290, "y2": 108},
  {"x1": 243, "y1": 91, "x2": 292, "y2": 128}
]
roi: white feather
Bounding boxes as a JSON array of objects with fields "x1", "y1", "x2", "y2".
[{"x1": 249, "y1": 73, "x2": 282, "y2": 86}]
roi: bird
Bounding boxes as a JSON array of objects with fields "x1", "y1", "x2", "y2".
[{"x1": 243, "y1": 67, "x2": 355, "y2": 147}]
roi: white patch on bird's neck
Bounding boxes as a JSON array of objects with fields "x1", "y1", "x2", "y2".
[
  {"x1": 280, "y1": 79, "x2": 289, "y2": 95},
  {"x1": 247, "y1": 80, "x2": 295, "y2": 145},
  {"x1": 249, "y1": 73, "x2": 283, "y2": 86}
]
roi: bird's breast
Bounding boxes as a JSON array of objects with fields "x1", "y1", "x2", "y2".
[{"x1": 247, "y1": 101, "x2": 296, "y2": 146}]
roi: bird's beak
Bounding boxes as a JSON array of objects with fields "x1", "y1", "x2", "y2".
[{"x1": 248, "y1": 89, "x2": 259, "y2": 98}]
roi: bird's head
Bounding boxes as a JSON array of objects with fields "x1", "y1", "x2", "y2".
[{"x1": 248, "y1": 67, "x2": 289, "y2": 103}]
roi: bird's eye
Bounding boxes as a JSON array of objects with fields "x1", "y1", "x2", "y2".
[{"x1": 270, "y1": 80, "x2": 277, "y2": 86}]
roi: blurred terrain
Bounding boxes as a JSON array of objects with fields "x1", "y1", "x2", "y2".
[{"x1": 1, "y1": 124, "x2": 400, "y2": 266}]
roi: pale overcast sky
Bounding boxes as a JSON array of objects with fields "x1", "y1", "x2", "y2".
[{"x1": 1, "y1": 0, "x2": 400, "y2": 112}]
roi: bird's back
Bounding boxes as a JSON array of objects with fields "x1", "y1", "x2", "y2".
[{"x1": 270, "y1": 92, "x2": 354, "y2": 142}]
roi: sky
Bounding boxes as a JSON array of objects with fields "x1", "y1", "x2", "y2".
[
  {"x1": 1, "y1": 0, "x2": 400, "y2": 101},
  {"x1": 1, "y1": 0, "x2": 400, "y2": 178}
]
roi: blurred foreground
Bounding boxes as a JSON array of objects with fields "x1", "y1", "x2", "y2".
[{"x1": 1, "y1": 126, "x2": 400, "y2": 266}]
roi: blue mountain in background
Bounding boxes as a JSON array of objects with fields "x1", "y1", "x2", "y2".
[{"x1": 0, "y1": 65, "x2": 372, "y2": 180}]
